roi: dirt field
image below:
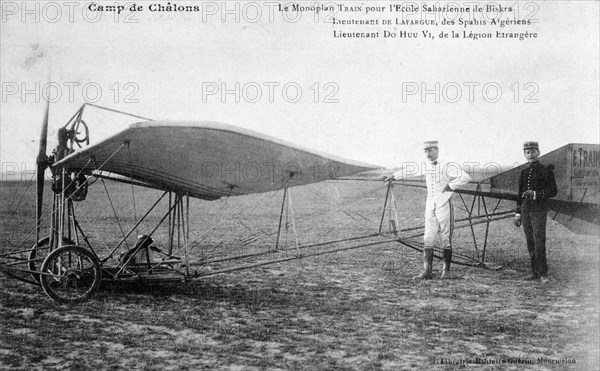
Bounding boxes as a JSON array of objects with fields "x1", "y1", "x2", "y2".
[{"x1": 1, "y1": 180, "x2": 598, "y2": 370}]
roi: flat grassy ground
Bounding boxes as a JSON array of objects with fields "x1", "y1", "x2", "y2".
[{"x1": 1, "y1": 179, "x2": 598, "y2": 370}]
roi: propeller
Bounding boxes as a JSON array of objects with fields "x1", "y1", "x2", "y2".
[{"x1": 35, "y1": 99, "x2": 50, "y2": 246}]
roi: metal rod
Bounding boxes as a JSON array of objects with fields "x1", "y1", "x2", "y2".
[
  {"x1": 48, "y1": 193, "x2": 56, "y2": 251},
  {"x1": 275, "y1": 188, "x2": 287, "y2": 251},
  {"x1": 114, "y1": 195, "x2": 178, "y2": 276},
  {"x1": 66, "y1": 198, "x2": 72, "y2": 242},
  {"x1": 194, "y1": 238, "x2": 394, "y2": 278},
  {"x1": 454, "y1": 210, "x2": 514, "y2": 224},
  {"x1": 72, "y1": 214, "x2": 99, "y2": 261},
  {"x1": 378, "y1": 182, "x2": 392, "y2": 233},
  {"x1": 169, "y1": 192, "x2": 176, "y2": 255},
  {"x1": 403, "y1": 213, "x2": 513, "y2": 240},
  {"x1": 186, "y1": 194, "x2": 190, "y2": 243},
  {"x1": 92, "y1": 172, "x2": 161, "y2": 191},
  {"x1": 391, "y1": 206, "x2": 513, "y2": 236},
  {"x1": 389, "y1": 183, "x2": 400, "y2": 235},
  {"x1": 465, "y1": 192, "x2": 480, "y2": 257},
  {"x1": 392, "y1": 240, "x2": 483, "y2": 267},
  {"x1": 84, "y1": 103, "x2": 153, "y2": 121},
  {"x1": 287, "y1": 188, "x2": 300, "y2": 252},
  {"x1": 168, "y1": 192, "x2": 172, "y2": 254},
  {"x1": 67, "y1": 106, "x2": 86, "y2": 150},
  {"x1": 62, "y1": 104, "x2": 86, "y2": 129},
  {"x1": 181, "y1": 194, "x2": 190, "y2": 275},
  {"x1": 203, "y1": 233, "x2": 382, "y2": 264},
  {"x1": 58, "y1": 169, "x2": 66, "y2": 246},
  {"x1": 480, "y1": 185, "x2": 490, "y2": 217},
  {"x1": 100, "y1": 178, "x2": 129, "y2": 249},
  {"x1": 482, "y1": 220, "x2": 490, "y2": 263},
  {"x1": 177, "y1": 194, "x2": 181, "y2": 251},
  {"x1": 101, "y1": 191, "x2": 168, "y2": 263},
  {"x1": 479, "y1": 189, "x2": 491, "y2": 262},
  {"x1": 469, "y1": 187, "x2": 478, "y2": 216},
  {"x1": 491, "y1": 198, "x2": 503, "y2": 216}
]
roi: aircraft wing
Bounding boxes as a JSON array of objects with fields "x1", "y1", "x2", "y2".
[{"x1": 53, "y1": 121, "x2": 380, "y2": 200}]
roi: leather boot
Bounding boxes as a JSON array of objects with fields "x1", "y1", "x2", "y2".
[
  {"x1": 524, "y1": 273, "x2": 539, "y2": 281},
  {"x1": 441, "y1": 248, "x2": 452, "y2": 279},
  {"x1": 413, "y1": 248, "x2": 433, "y2": 280}
]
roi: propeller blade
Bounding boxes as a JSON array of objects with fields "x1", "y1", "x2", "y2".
[{"x1": 35, "y1": 100, "x2": 50, "y2": 244}]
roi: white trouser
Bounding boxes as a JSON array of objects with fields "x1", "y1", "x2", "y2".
[{"x1": 424, "y1": 199, "x2": 454, "y2": 249}]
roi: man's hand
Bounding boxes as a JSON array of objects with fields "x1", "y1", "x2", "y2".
[
  {"x1": 379, "y1": 175, "x2": 394, "y2": 182},
  {"x1": 522, "y1": 190, "x2": 535, "y2": 200},
  {"x1": 513, "y1": 213, "x2": 522, "y2": 227}
]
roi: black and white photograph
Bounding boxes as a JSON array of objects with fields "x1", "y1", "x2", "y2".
[{"x1": 1, "y1": 1, "x2": 598, "y2": 369}]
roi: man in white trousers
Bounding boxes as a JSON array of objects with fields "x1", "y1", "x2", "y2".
[{"x1": 383, "y1": 141, "x2": 471, "y2": 279}]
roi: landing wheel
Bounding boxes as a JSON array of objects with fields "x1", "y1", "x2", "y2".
[
  {"x1": 40, "y1": 245, "x2": 101, "y2": 304},
  {"x1": 29, "y1": 237, "x2": 74, "y2": 283}
]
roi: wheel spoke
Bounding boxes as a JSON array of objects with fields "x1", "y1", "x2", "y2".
[{"x1": 40, "y1": 245, "x2": 101, "y2": 304}]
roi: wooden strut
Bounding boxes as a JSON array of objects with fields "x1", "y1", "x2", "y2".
[
  {"x1": 378, "y1": 181, "x2": 392, "y2": 233},
  {"x1": 460, "y1": 191, "x2": 479, "y2": 260},
  {"x1": 113, "y1": 193, "x2": 176, "y2": 277},
  {"x1": 102, "y1": 191, "x2": 168, "y2": 264},
  {"x1": 374, "y1": 181, "x2": 474, "y2": 266},
  {"x1": 274, "y1": 187, "x2": 300, "y2": 254},
  {"x1": 182, "y1": 193, "x2": 190, "y2": 276},
  {"x1": 193, "y1": 237, "x2": 395, "y2": 278},
  {"x1": 202, "y1": 233, "x2": 382, "y2": 265},
  {"x1": 479, "y1": 185, "x2": 491, "y2": 263},
  {"x1": 376, "y1": 180, "x2": 512, "y2": 268},
  {"x1": 168, "y1": 192, "x2": 172, "y2": 254},
  {"x1": 453, "y1": 182, "x2": 515, "y2": 265},
  {"x1": 378, "y1": 181, "x2": 400, "y2": 235},
  {"x1": 389, "y1": 183, "x2": 400, "y2": 235},
  {"x1": 275, "y1": 187, "x2": 287, "y2": 251},
  {"x1": 167, "y1": 192, "x2": 190, "y2": 273},
  {"x1": 287, "y1": 189, "x2": 300, "y2": 254},
  {"x1": 88, "y1": 189, "x2": 190, "y2": 280}
]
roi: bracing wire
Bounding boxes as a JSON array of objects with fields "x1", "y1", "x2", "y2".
[
  {"x1": 126, "y1": 142, "x2": 138, "y2": 236},
  {"x1": 9, "y1": 171, "x2": 35, "y2": 212},
  {"x1": 291, "y1": 182, "x2": 388, "y2": 235},
  {"x1": 100, "y1": 178, "x2": 130, "y2": 249}
]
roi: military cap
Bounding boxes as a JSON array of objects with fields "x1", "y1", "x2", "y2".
[
  {"x1": 523, "y1": 141, "x2": 539, "y2": 150},
  {"x1": 424, "y1": 140, "x2": 438, "y2": 150}
]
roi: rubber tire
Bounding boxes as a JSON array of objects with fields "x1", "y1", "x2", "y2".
[{"x1": 40, "y1": 245, "x2": 102, "y2": 304}]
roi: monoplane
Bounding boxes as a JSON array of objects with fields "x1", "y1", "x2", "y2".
[{"x1": 1, "y1": 103, "x2": 598, "y2": 303}]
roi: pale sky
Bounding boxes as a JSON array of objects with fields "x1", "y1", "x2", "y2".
[{"x1": 1, "y1": 1, "x2": 599, "y2": 179}]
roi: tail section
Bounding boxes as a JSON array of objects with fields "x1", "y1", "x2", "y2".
[{"x1": 490, "y1": 143, "x2": 599, "y2": 235}]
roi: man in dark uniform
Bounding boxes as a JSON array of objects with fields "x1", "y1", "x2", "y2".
[{"x1": 513, "y1": 141, "x2": 557, "y2": 283}]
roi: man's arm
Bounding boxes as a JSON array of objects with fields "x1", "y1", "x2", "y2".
[
  {"x1": 516, "y1": 170, "x2": 524, "y2": 213},
  {"x1": 514, "y1": 170, "x2": 524, "y2": 227},
  {"x1": 522, "y1": 165, "x2": 557, "y2": 201},
  {"x1": 379, "y1": 169, "x2": 404, "y2": 182},
  {"x1": 445, "y1": 163, "x2": 471, "y2": 191},
  {"x1": 537, "y1": 165, "x2": 557, "y2": 200}
]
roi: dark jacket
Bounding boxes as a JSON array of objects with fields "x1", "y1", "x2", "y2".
[{"x1": 517, "y1": 161, "x2": 557, "y2": 213}]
